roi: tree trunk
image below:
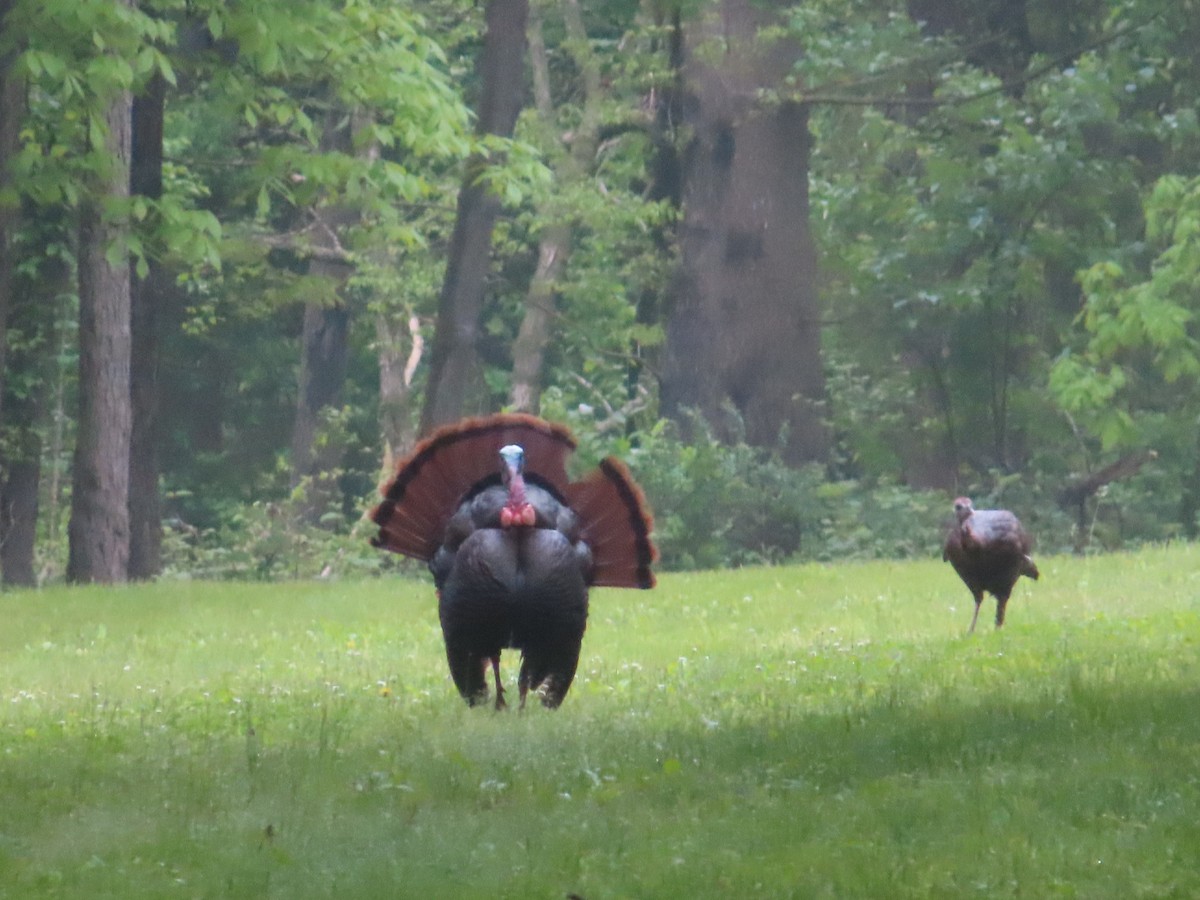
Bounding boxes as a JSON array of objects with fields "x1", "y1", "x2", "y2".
[
  {"x1": 128, "y1": 71, "x2": 166, "y2": 579},
  {"x1": 67, "y1": 75, "x2": 134, "y2": 584},
  {"x1": 1184, "y1": 432, "x2": 1200, "y2": 541},
  {"x1": 0, "y1": 454, "x2": 37, "y2": 587},
  {"x1": 0, "y1": 208, "x2": 68, "y2": 588},
  {"x1": 419, "y1": 0, "x2": 529, "y2": 434},
  {"x1": 290, "y1": 107, "x2": 357, "y2": 525},
  {"x1": 0, "y1": 0, "x2": 24, "y2": 431},
  {"x1": 291, "y1": 295, "x2": 351, "y2": 522},
  {"x1": 0, "y1": 304, "x2": 42, "y2": 587},
  {"x1": 660, "y1": 0, "x2": 828, "y2": 464},
  {"x1": 509, "y1": 0, "x2": 598, "y2": 414},
  {"x1": 509, "y1": 238, "x2": 565, "y2": 414}
]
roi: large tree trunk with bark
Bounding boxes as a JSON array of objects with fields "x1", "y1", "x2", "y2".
[
  {"x1": 420, "y1": 0, "x2": 529, "y2": 434},
  {"x1": 128, "y1": 72, "x2": 166, "y2": 579},
  {"x1": 0, "y1": 455, "x2": 37, "y2": 586},
  {"x1": 67, "y1": 77, "x2": 134, "y2": 584},
  {"x1": 0, "y1": 0, "x2": 23, "y2": 432},
  {"x1": 0, "y1": 0, "x2": 26, "y2": 586},
  {"x1": 660, "y1": 0, "x2": 828, "y2": 464}
]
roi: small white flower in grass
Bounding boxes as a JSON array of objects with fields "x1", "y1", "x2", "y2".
[{"x1": 701, "y1": 715, "x2": 719, "y2": 730}]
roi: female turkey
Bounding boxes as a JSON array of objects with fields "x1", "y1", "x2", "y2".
[
  {"x1": 943, "y1": 496, "x2": 1039, "y2": 632},
  {"x1": 370, "y1": 414, "x2": 656, "y2": 709}
]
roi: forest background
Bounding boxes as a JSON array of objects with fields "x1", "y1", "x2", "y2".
[{"x1": 0, "y1": 0, "x2": 1197, "y2": 586}]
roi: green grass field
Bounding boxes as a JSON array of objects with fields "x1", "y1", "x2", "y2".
[{"x1": 1, "y1": 545, "x2": 1198, "y2": 898}]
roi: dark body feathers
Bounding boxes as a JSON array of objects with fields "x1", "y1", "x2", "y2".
[
  {"x1": 943, "y1": 496, "x2": 1039, "y2": 632},
  {"x1": 370, "y1": 414, "x2": 656, "y2": 709}
]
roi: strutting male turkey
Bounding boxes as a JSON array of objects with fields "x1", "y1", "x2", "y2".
[
  {"x1": 369, "y1": 414, "x2": 657, "y2": 709},
  {"x1": 942, "y1": 497, "x2": 1040, "y2": 632}
]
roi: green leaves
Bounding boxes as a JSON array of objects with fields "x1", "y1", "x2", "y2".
[
  {"x1": 1052, "y1": 174, "x2": 1200, "y2": 449},
  {"x1": 807, "y1": 0, "x2": 1200, "y2": 484}
]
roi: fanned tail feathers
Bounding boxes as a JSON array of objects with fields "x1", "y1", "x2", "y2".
[
  {"x1": 566, "y1": 457, "x2": 657, "y2": 589},
  {"x1": 370, "y1": 413, "x2": 576, "y2": 561},
  {"x1": 370, "y1": 413, "x2": 657, "y2": 589}
]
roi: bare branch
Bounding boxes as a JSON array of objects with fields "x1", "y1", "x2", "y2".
[{"x1": 403, "y1": 314, "x2": 423, "y2": 387}]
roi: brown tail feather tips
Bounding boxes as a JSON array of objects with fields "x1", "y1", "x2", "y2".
[
  {"x1": 566, "y1": 457, "x2": 657, "y2": 589},
  {"x1": 370, "y1": 414, "x2": 657, "y2": 590},
  {"x1": 369, "y1": 413, "x2": 577, "y2": 561}
]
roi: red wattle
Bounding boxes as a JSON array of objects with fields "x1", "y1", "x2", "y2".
[{"x1": 500, "y1": 503, "x2": 536, "y2": 528}]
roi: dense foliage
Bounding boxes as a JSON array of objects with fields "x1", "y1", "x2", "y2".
[{"x1": 2, "y1": 0, "x2": 1199, "y2": 583}]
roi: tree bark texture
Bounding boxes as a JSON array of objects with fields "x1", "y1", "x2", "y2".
[
  {"x1": 419, "y1": 0, "x2": 529, "y2": 434},
  {"x1": 128, "y1": 72, "x2": 166, "y2": 579},
  {"x1": 0, "y1": 0, "x2": 24, "y2": 432},
  {"x1": 67, "y1": 84, "x2": 134, "y2": 584},
  {"x1": 0, "y1": 454, "x2": 38, "y2": 586},
  {"x1": 660, "y1": 0, "x2": 829, "y2": 464}
]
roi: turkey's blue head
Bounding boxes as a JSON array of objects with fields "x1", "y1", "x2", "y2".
[
  {"x1": 499, "y1": 444, "x2": 525, "y2": 479},
  {"x1": 499, "y1": 444, "x2": 536, "y2": 527}
]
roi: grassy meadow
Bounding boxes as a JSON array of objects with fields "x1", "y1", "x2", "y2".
[{"x1": 1, "y1": 544, "x2": 1198, "y2": 898}]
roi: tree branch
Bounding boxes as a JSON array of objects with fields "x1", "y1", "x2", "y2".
[
  {"x1": 1059, "y1": 450, "x2": 1158, "y2": 509},
  {"x1": 794, "y1": 12, "x2": 1156, "y2": 110}
]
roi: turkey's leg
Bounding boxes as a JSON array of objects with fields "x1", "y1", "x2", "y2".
[
  {"x1": 489, "y1": 655, "x2": 507, "y2": 710},
  {"x1": 968, "y1": 592, "x2": 983, "y2": 633},
  {"x1": 994, "y1": 595, "x2": 1009, "y2": 628}
]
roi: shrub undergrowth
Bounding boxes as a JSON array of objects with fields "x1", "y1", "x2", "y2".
[{"x1": 159, "y1": 422, "x2": 1161, "y2": 581}]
